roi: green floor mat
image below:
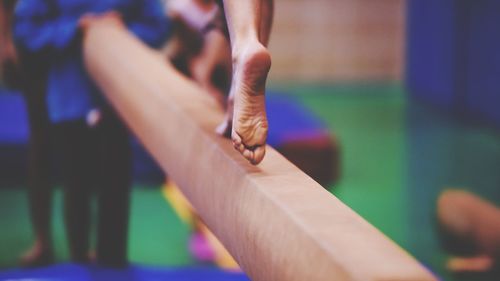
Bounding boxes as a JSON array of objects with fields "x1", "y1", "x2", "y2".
[
  {"x1": 0, "y1": 187, "x2": 192, "y2": 268},
  {"x1": 270, "y1": 82, "x2": 500, "y2": 281},
  {"x1": 1, "y1": 82, "x2": 499, "y2": 281}
]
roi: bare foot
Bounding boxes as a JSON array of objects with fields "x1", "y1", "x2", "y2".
[
  {"x1": 218, "y1": 41, "x2": 271, "y2": 165},
  {"x1": 19, "y1": 241, "x2": 54, "y2": 267}
]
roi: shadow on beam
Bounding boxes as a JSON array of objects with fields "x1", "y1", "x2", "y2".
[{"x1": 83, "y1": 22, "x2": 436, "y2": 281}]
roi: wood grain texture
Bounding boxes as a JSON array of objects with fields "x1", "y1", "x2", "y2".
[{"x1": 83, "y1": 23, "x2": 435, "y2": 281}]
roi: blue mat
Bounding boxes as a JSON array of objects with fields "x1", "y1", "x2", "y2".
[
  {"x1": 0, "y1": 263, "x2": 249, "y2": 281},
  {"x1": 266, "y1": 93, "x2": 329, "y2": 146},
  {"x1": 406, "y1": 0, "x2": 500, "y2": 128}
]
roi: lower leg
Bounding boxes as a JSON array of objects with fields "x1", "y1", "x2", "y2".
[
  {"x1": 96, "y1": 115, "x2": 131, "y2": 267},
  {"x1": 59, "y1": 123, "x2": 92, "y2": 263},
  {"x1": 96, "y1": 188, "x2": 130, "y2": 267},
  {"x1": 22, "y1": 179, "x2": 53, "y2": 267},
  {"x1": 64, "y1": 188, "x2": 91, "y2": 263},
  {"x1": 20, "y1": 85, "x2": 53, "y2": 267},
  {"x1": 259, "y1": 0, "x2": 274, "y2": 46}
]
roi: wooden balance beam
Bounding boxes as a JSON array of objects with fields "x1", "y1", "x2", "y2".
[{"x1": 83, "y1": 22, "x2": 436, "y2": 281}]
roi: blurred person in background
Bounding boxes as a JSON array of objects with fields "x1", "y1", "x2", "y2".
[
  {"x1": 1, "y1": 0, "x2": 52, "y2": 267},
  {"x1": 0, "y1": 0, "x2": 19, "y2": 87},
  {"x1": 165, "y1": 0, "x2": 273, "y2": 263},
  {"x1": 166, "y1": 0, "x2": 274, "y2": 165},
  {"x1": 165, "y1": 1, "x2": 232, "y2": 261},
  {"x1": 437, "y1": 189, "x2": 500, "y2": 275},
  {"x1": 10, "y1": 0, "x2": 273, "y2": 268},
  {"x1": 167, "y1": 0, "x2": 232, "y2": 107},
  {"x1": 13, "y1": 0, "x2": 170, "y2": 267}
]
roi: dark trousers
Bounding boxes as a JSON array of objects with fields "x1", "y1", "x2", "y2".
[
  {"x1": 24, "y1": 73, "x2": 52, "y2": 251},
  {"x1": 19, "y1": 49, "x2": 53, "y2": 257},
  {"x1": 55, "y1": 110, "x2": 131, "y2": 267}
]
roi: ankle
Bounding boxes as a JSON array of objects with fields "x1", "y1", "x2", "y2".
[{"x1": 231, "y1": 39, "x2": 267, "y2": 66}]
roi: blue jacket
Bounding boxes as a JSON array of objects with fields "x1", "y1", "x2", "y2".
[{"x1": 14, "y1": 0, "x2": 170, "y2": 123}]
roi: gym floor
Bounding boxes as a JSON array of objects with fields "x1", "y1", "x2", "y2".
[{"x1": 0, "y1": 83, "x2": 499, "y2": 280}]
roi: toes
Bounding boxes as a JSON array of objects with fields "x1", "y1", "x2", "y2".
[
  {"x1": 231, "y1": 130, "x2": 242, "y2": 146},
  {"x1": 235, "y1": 143, "x2": 245, "y2": 153},
  {"x1": 251, "y1": 146, "x2": 266, "y2": 165},
  {"x1": 231, "y1": 132, "x2": 245, "y2": 153},
  {"x1": 242, "y1": 149, "x2": 253, "y2": 161},
  {"x1": 239, "y1": 145, "x2": 265, "y2": 165},
  {"x1": 230, "y1": 126, "x2": 268, "y2": 165}
]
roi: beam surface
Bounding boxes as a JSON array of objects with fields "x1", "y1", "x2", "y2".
[{"x1": 83, "y1": 23, "x2": 436, "y2": 281}]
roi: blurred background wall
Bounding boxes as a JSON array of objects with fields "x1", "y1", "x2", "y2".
[
  {"x1": 269, "y1": 0, "x2": 405, "y2": 82},
  {"x1": 406, "y1": 0, "x2": 500, "y2": 128}
]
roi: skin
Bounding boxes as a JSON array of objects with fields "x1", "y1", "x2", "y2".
[
  {"x1": 0, "y1": 3, "x2": 13, "y2": 62},
  {"x1": 0, "y1": 2, "x2": 19, "y2": 86},
  {"x1": 217, "y1": 0, "x2": 273, "y2": 165},
  {"x1": 437, "y1": 190, "x2": 500, "y2": 273},
  {"x1": 168, "y1": 0, "x2": 274, "y2": 164},
  {"x1": 188, "y1": 29, "x2": 232, "y2": 108},
  {"x1": 79, "y1": 11, "x2": 124, "y2": 31}
]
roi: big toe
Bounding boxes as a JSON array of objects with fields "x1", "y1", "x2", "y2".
[
  {"x1": 234, "y1": 134, "x2": 266, "y2": 165},
  {"x1": 250, "y1": 145, "x2": 266, "y2": 165},
  {"x1": 240, "y1": 145, "x2": 265, "y2": 165}
]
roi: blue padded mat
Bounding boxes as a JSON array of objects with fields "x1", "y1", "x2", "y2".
[
  {"x1": 266, "y1": 93, "x2": 329, "y2": 146},
  {"x1": 406, "y1": 0, "x2": 500, "y2": 128},
  {"x1": 0, "y1": 263, "x2": 250, "y2": 281}
]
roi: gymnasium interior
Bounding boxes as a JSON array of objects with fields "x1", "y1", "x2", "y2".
[{"x1": 0, "y1": 0, "x2": 499, "y2": 280}]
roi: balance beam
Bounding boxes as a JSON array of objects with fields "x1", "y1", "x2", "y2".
[{"x1": 83, "y1": 23, "x2": 436, "y2": 281}]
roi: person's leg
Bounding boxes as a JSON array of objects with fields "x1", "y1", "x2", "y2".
[
  {"x1": 13, "y1": 37, "x2": 54, "y2": 265},
  {"x1": 259, "y1": 0, "x2": 274, "y2": 46},
  {"x1": 20, "y1": 83, "x2": 53, "y2": 267},
  {"x1": 57, "y1": 121, "x2": 93, "y2": 263},
  {"x1": 217, "y1": 0, "x2": 273, "y2": 165},
  {"x1": 95, "y1": 110, "x2": 131, "y2": 268},
  {"x1": 189, "y1": 29, "x2": 232, "y2": 106}
]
